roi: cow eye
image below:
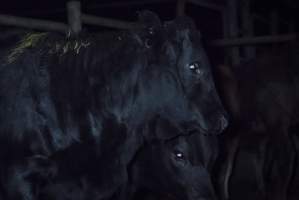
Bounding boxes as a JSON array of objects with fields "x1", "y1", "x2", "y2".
[
  {"x1": 188, "y1": 62, "x2": 202, "y2": 75},
  {"x1": 176, "y1": 152, "x2": 183, "y2": 158},
  {"x1": 172, "y1": 150, "x2": 188, "y2": 166},
  {"x1": 173, "y1": 151, "x2": 185, "y2": 161}
]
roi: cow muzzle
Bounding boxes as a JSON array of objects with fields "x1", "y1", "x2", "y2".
[{"x1": 216, "y1": 114, "x2": 229, "y2": 133}]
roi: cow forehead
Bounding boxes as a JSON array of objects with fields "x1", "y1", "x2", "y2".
[{"x1": 136, "y1": 15, "x2": 201, "y2": 53}]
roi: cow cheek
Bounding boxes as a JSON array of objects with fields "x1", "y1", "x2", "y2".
[{"x1": 191, "y1": 89, "x2": 228, "y2": 135}]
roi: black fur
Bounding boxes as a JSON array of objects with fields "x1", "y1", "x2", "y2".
[{"x1": 0, "y1": 11, "x2": 226, "y2": 200}]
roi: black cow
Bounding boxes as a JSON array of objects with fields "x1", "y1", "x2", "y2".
[
  {"x1": 29, "y1": 116, "x2": 219, "y2": 200},
  {"x1": 0, "y1": 11, "x2": 227, "y2": 200},
  {"x1": 130, "y1": 116, "x2": 219, "y2": 200},
  {"x1": 216, "y1": 46, "x2": 299, "y2": 200}
]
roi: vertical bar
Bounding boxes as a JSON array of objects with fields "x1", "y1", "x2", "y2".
[
  {"x1": 221, "y1": 10, "x2": 230, "y2": 64},
  {"x1": 228, "y1": 0, "x2": 240, "y2": 65},
  {"x1": 270, "y1": 10, "x2": 278, "y2": 35},
  {"x1": 241, "y1": 0, "x2": 255, "y2": 60},
  {"x1": 288, "y1": 19, "x2": 295, "y2": 33},
  {"x1": 177, "y1": 0, "x2": 187, "y2": 16},
  {"x1": 67, "y1": 1, "x2": 82, "y2": 36}
]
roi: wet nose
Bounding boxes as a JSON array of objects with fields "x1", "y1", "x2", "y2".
[
  {"x1": 211, "y1": 113, "x2": 229, "y2": 135},
  {"x1": 219, "y1": 114, "x2": 229, "y2": 132}
]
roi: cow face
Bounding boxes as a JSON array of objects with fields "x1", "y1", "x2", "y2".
[
  {"x1": 134, "y1": 15, "x2": 228, "y2": 135},
  {"x1": 130, "y1": 117, "x2": 217, "y2": 200},
  {"x1": 172, "y1": 29, "x2": 228, "y2": 135}
]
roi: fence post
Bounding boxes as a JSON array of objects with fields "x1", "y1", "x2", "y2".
[
  {"x1": 67, "y1": 1, "x2": 82, "y2": 36},
  {"x1": 270, "y1": 10, "x2": 278, "y2": 35},
  {"x1": 241, "y1": 0, "x2": 255, "y2": 60},
  {"x1": 227, "y1": 0, "x2": 240, "y2": 65},
  {"x1": 177, "y1": 0, "x2": 187, "y2": 16}
]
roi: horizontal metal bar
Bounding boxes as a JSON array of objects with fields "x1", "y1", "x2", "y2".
[
  {"x1": 87, "y1": 0, "x2": 173, "y2": 9},
  {"x1": 82, "y1": 14, "x2": 141, "y2": 29},
  {"x1": 0, "y1": 14, "x2": 68, "y2": 33},
  {"x1": 253, "y1": 14, "x2": 292, "y2": 26},
  {"x1": 187, "y1": 0, "x2": 225, "y2": 12},
  {"x1": 0, "y1": 13, "x2": 141, "y2": 31},
  {"x1": 211, "y1": 34, "x2": 297, "y2": 46},
  {"x1": 11, "y1": 0, "x2": 174, "y2": 16}
]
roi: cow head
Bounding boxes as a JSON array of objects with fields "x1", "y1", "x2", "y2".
[
  {"x1": 131, "y1": 11, "x2": 228, "y2": 136},
  {"x1": 12, "y1": 11, "x2": 228, "y2": 200},
  {"x1": 129, "y1": 116, "x2": 217, "y2": 200},
  {"x1": 97, "y1": 13, "x2": 227, "y2": 198}
]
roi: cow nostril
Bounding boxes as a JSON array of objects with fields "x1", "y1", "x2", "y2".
[{"x1": 219, "y1": 115, "x2": 228, "y2": 132}]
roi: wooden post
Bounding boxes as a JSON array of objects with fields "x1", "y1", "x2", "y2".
[
  {"x1": 227, "y1": 0, "x2": 240, "y2": 66},
  {"x1": 177, "y1": 0, "x2": 187, "y2": 17},
  {"x1": 241, "y1": 0, "x2": 255, "y2": 60},
  {"x1": 67, "y1": 1, "x2": 82, "y2": 36}
]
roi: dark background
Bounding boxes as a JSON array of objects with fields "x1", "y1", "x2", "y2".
[
  {"x1": 0, "y1": 0, "x2": 298, "y2": 34},
  {"x1": 1, "y1": 0, "x2": 298, "y2": 79}
]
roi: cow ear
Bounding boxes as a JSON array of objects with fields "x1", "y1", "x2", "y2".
[
  {"x1": 174, "y1": 16, "x2": 197, "y2": 31},
  {"x1": 138, "y1": 10, "x2": 162, "y2": 29},
  {"x1": 163, "y1": 42, "x2": 177, "y2": 65},
  {"x1": 175, "y1": 29, "x2": 191, "y2": 49},
  {"x1": 136, "y1": 11, "x2": 163, "y2": 49}
]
